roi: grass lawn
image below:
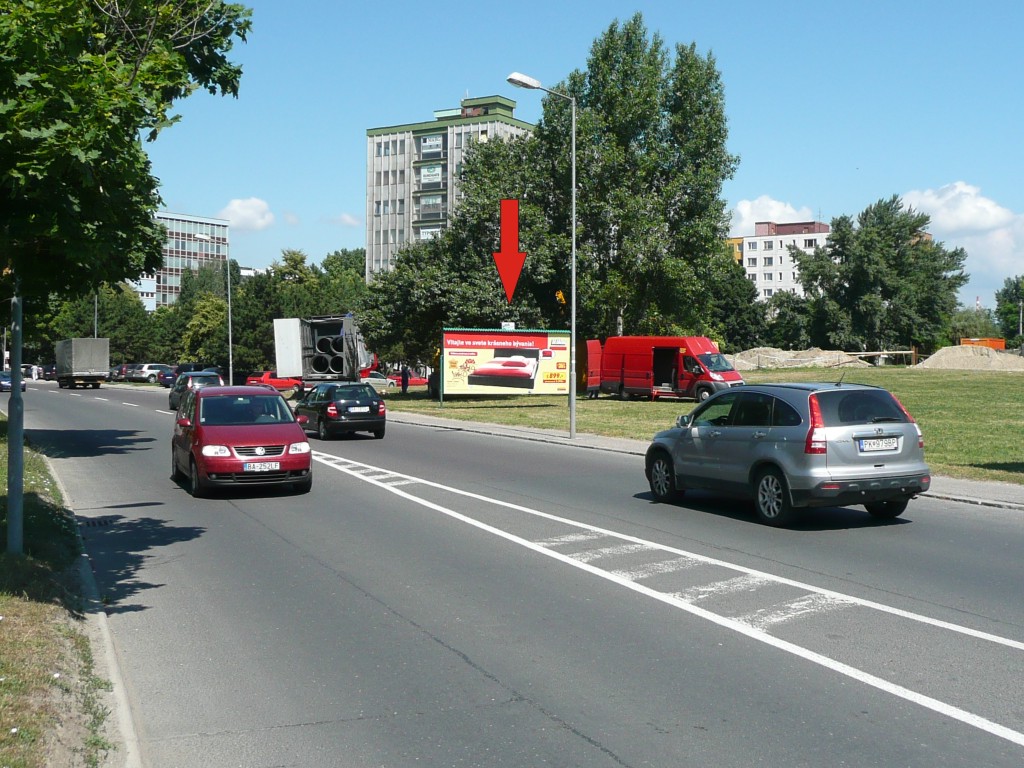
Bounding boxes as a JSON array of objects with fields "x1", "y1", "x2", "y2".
[
  {"x1": 0, "y1": 420, "x2": 113, "y2": 767},
  {"x1": 387, "y1": 367, "x2": 1024, "y2": 485}
]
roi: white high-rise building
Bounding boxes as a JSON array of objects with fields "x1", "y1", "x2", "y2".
[
  {"x1": 365, "y1": 95, "x2": 532, "y2": 281},
  {"x1": 737, "y1": 220, "x2": 830, "y2": 301}
]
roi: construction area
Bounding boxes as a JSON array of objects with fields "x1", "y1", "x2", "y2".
[{"x1": 726, "y1": 345, "x2": 1024, "y2": 371}]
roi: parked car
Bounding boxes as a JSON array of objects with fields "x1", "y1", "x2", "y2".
[
  {"x1": 42, "y1": 364, "x2": 56, "y2": 381},
  {"x1": 293, "y1": 382, "x2": 386, "y2": 440},
  {"x1": 157, "y1": 368, "x2": 177, "y2": 388},
  {"x1": 108, "y1": 363, "x2": 129, "y2": 381},
  {"x1": 387, "y1": 370, "x2": 429, "y2": 388},
  {"x1": 644, "y1": 382, "x2": 931, "y2": 526},
  {"x1": 130, "y1": 363, "x2": 173, "y2": 384},
  {"x1": 171, "y1": 385, "x2": 312, "y2": 497},
  {"x1": 360, "y1": 370, "x2": 394, "y2": 393},
  {"x1": 172, "y1": 362, "x2": 215, "y2": 379},
  {"x1": 245, "y1": 370, "x2": 303, "y2": 392},
  {"x1": 168, "y1": 371, "x2": 225, "y2": 410},
  {"x1": 0, "y1": 371, "x2": 26, "y2": 392}
]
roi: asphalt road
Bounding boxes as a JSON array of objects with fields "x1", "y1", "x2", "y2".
[{"x1": 16, "y1": 381, "x2": 1024, "y2": 767}]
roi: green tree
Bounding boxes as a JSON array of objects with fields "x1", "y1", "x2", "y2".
[
  {"x1": 51, "y1": 283, "x2": 149, "y2": 364},
  {"x1": 0, "y1": 0, "x2": 252, "y2": 305},
  {"x1": 950, "y1": 306, "x2": 1001, "y2": 341},
  {"x1": 180, "y1": 293, "x2": 228, "y2": 364},
  {"x1": 793, "y1": 196, "x2": 967, "y2": 353},
  {"x1": 994, "y1": 276, "x2": 1024, "y2": 347},
  {"x1": 764, "y1": 291, "x2": 811, "y2": 349},
  {"x1": 362, "y1": 13, "x2": 741, "y2": 358}
]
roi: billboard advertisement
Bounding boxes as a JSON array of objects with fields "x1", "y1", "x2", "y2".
[{"x1": 442, "y1": 329, "x2": 571, "y2": 395}]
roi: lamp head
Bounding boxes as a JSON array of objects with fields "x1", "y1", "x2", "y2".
[{"x1": 506, "y1": 71, "x2": 542, "y2": 90}]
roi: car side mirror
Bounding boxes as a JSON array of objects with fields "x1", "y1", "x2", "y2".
[
  {"x1": 675, "y1": 413, "x2": 692, "y2": 428},
  {"x1": 295, "y1": 414, "x2": 309, "y2": 425},
  {"x1": 176, "y1": 417, "x2": 191, "y2": 428}
]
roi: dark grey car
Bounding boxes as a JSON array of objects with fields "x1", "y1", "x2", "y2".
[
  {"x1": 168, "y1": 371, "x2": 224, "y2": 410},
  {"x1": 645, "y1": 382, "x2": 931, "y2": 526},
  {"x1": 293, "y1": 382, "x2": 386, "y2": 439}
]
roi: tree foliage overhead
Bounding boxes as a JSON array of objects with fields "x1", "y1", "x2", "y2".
[
  {"x1": 361, "y1": 12, "x2": 744, "y2": 359},
  {"x1": 792, "y1": 196, "x2": 968, "y2": 353},
  {"x1": 0, "y1": 0, "x2": 251, "y2": 304}
]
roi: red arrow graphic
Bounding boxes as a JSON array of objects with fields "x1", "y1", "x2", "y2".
[{"x1": 492, "y1": 198, "x2": 527, "y2": 303}]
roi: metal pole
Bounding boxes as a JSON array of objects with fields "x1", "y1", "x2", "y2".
[
  {"x1": 226, "y1": 252, "x2": 233, "y2": 385},
  {"x1": 569, "y1": 95, "x2": 576, "y2": 439},
  {"x1": 7, "y1": 282, "x2": 24, "y2": 554}
]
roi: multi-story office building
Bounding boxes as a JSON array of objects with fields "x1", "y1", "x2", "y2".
[
  {"x1": 141, "y1": 212, "x2": 230, "y2": 309},
  {"x1": 365, "y1": 95, "x2": 532, "y2": 281},
  {"x1": 737, "y1": 220, "x2": 830, "y2": 300}
]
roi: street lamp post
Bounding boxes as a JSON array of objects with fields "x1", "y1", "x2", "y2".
[
  {"x1": 198, "y1": 233, "x2": 232, "y2": 384},
  {"x1": 507, "y1": 71, "x2": 577, "y2": 439}
]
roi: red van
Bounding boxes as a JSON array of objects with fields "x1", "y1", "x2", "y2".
[{"x1": 587, "y1": 336, "x2": 744, "y2": 401}]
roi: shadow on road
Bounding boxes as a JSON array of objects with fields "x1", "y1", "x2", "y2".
[
  {"x1": 76, "y1": 513, "x2": 204, "y2": 614},
  {"x1": 26, "y1": 428, "x2": 156, "y2": 458}
]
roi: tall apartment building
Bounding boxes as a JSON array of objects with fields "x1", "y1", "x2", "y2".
[
  {"x1": 133, "y1": 212, "x2": 231, "y2": 309},
  {"x1": 365, "y1": 95, "x2": 532, "y2": 281},
  {"x1": 737, "y1": 220, "x2": 830, "y2": 300}
]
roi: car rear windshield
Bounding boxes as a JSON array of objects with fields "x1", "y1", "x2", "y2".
[{"x1": 816, "y1": 389, "x2": 908, "y2": 426}]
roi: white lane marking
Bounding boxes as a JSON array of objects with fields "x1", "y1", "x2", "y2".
[
  {"x1": 313, "y1": 451, "x2": 1024, "y2": 749},
  {"x1": 610, "y1": 557, "x2": 699, "y2": 580},
  {"x1": 94, "y1": 397, "x2": 109, "y2": 401},
  {"x1": 572, "y1": 542, "x2": 656, "y2": 563},
  {"x1": 535, "y1": 531, "x2": 606, "y2": 547},
  {"x1": 736, "y1": 593, "x2": 854, "y2": 632},
  {"x1": 673, "y1": 573, "x2": 775, "y2": 603},
  {"x1": 123, "y1": 402, "x2": 139, "y2": 408}
]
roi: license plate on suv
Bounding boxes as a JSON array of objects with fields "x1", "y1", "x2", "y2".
[
  {"x1": 858, "y1": 437, "x2": 898, "y2": 452},
  {"x1": 243, "y1": 462, "x2": 280, "y2": 472}
]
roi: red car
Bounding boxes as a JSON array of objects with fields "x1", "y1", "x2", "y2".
[
  {"x1": 387, "y1": 371, "x2": 429, "y2": 388},
  {"x1": 245, "y1": 370, "x2": 303, "y2": 392},
  {"x1": 171, "y1": 385, "x2": 312, "y2": 497}
]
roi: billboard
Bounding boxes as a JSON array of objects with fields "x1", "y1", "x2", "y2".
[{"x1": 442, "y1": 329, "x2": 571, "y2": 395}]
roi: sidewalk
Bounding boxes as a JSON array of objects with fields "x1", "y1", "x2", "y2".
[{"x1": 388, "y1": 411, "x2": 1024, "y2": 513}]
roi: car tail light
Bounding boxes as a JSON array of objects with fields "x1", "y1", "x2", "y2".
[
  {"x1": 891, "y1": 394, "x2": 925, "y2": 448},
  {"x1": 804, "y1": 393, "x2": 827, "y2": 454},
  {"x1": 326, "y1": 403, "x2": 338, "y2": 418},
  {"x1": 378, "y1": 400, "x2": 387, "y2": 415}
]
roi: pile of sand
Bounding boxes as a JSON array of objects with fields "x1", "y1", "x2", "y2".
[
  {"x1": 725, "y1": 344, "x2": 1024, "y2": 371},
  {"x1": 727, "y1": 346, "x2": 868, "y2": 370},
  {"x1": 914, "y1": 345, "x2": 1024, "y2": 371}
]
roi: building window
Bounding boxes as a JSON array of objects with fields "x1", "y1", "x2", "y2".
[
  {"x1": 764, "y1": 240, "x2": 773, "y2": 251},
  {"x1": 749, "y1": 274, "x2": 757, "y2": 282},
  {"x1": 747, "y1": 257, "x2": 757, "y2": 267},
  {"x1": 764, "y1": 289, "x2": 774, "y2": 298},
  {"x1": 763, "y1": 256, "x2": 773, "y2": 267},
  {"x1": 804, "y1": 238, "x2": 816, "y2": 248},
  {"x1": 398, "y1": 199, "x2": 405, "y2": 215},
  {"x1": 382, "y1": 200, "x2": 390, "y2": 215},
  {"x1": 763, "y1": 272, "x2": 773, "y2": 281},
  {"x1": 399, "y1": 139, "x2": 405, "y2": 154},
  {"x1": 374, "y1": 201, "x2": 381, "y2": 217},
  {"x1": 747, "y1": 241, "x2": 757, "y2": 250}
]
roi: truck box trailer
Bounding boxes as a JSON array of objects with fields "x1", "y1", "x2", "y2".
[
  {"x1": 589, "y1": 335, "x2": 744, "y2": 401},
  {"x1": 274, "y1": 314, "x2": 375, "y2": 384},
  {"x1": 56, "y1": 338, "x2": 110, "y2": 389}
]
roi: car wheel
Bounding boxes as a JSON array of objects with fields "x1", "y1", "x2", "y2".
[
  {"x1": 696, "y1": 386, "x2": 712, "y2": 402},
  {"x1": 293, "y1": 477, "x2": 312, "y2": 494},
  {"x1": 317, "y1": 418, "x2": 331, "y2": 441},
  {"x1": 373, "y1": 426, "x2": 386, "y2": 439},
  {"x1": 188, "y1": 458, "x2": 206, "y2": 498},
  {"x1": 755, "y1": 468, "x2": 794, "y2": 526},
  {"x1": 168, "y1": 397, "x2": 175, "y2": 410},
  {"x1": 865, "y1": 500, "x2": 908, "y2": 519},
  {"x1": 147, "y1": 374, "x2": 157, "y2": 383},
  {"x1": 648, "y1": 452, "x2": 680, "y2": 502}
]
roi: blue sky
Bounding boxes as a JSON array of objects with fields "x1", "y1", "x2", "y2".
[{"x1": 144, "y1": 0, "x2": 1024, "y2": 308}]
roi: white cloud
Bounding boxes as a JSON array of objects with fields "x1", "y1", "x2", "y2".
[
  {"x1": 730, "y1": 195, "x2": 814, "y2": 237},
  {"x1": 903, "y1": 181, "x2": 1014, "y2": 233},
  {"x1": 333, "y1": 212, "x2": 361, "y2": 228},
  {"x1": 283, "y1": 211, "x2": 300, "y2": 226},
  {"x1": 217, "y1": 198, "x2": 275, "y2": 231}
]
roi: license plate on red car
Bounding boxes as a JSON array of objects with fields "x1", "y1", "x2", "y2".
[
  {"x1": 858, "y1": 437, "x2": 897, "y2": 452},
  {"x1": 243, "y1": 462, "x2": 280, "y2": 472}
]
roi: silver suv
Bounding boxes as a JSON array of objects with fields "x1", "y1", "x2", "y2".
[{"x1": 645, "y1": 382, "x2": 931, "y2": 526}]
